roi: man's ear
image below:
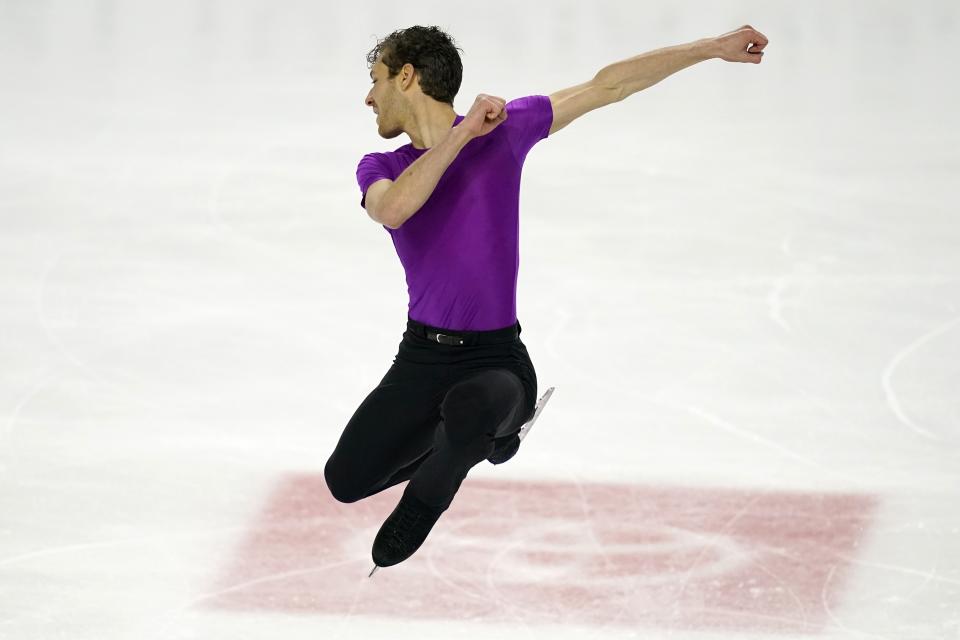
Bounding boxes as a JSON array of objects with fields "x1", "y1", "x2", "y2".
[{"x1": 400, "y1": 63, "x2": 417, "y2": 90}]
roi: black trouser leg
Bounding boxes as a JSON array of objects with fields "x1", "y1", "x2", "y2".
[{"x1": 403, "y1": 368, "x2": 526, "y2": 509}]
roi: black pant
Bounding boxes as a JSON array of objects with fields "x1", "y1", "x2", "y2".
[{"x1": 324, "y1": 316, "x2": 538, "y2": 510}]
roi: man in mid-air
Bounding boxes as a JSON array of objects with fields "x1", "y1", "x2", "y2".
[{"x1": 324, "y1": 24, "x2": 768, "y2": 574}]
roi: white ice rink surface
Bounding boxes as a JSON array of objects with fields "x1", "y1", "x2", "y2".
[{"x1": 1, "y1": 1, "x2": 958, "y2": 638}]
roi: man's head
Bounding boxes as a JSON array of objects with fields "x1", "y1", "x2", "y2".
[{"x1": 364, "y1": 25, "x2": 463, "y2": 138}]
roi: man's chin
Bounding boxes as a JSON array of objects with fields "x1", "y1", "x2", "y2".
[{"x1": 379, "y1": 125, "x2": 402, "y2": 140}]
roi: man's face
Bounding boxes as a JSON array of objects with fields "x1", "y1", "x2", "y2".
[{"x1": 365, "y1": 59, "x2": 404, "y2": 139}]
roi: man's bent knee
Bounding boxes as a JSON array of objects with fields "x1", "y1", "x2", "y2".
[{"x1": 323, "y1": 457, "x2": 366, "y2": 504}]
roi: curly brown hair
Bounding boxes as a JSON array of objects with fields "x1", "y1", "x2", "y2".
[{"x1": 366, "y1": 25, "x2": 463, "y2": 106}]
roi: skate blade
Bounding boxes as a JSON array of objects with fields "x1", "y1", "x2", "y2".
[{"x1": 518, "y1": 386, "x2": 555, "y2": 442}]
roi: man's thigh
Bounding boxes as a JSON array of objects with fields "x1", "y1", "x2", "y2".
[{"x1": 324, "y1": 360, "x2": 449, "y2": 502}]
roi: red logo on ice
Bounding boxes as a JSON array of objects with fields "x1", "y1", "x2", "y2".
[{"x1": 206, "y1": 475, "x2": 875, "y2": 633}]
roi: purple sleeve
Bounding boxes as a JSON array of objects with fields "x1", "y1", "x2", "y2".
[
  {"x1": 356, "y1": 152, "x2": 392, "y2": 208},
  {"x1": 503, "y1": 95, "x2": 553, "y2": 164}
]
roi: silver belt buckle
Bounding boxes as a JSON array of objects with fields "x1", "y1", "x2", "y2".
[{"x1": 435, "y1": 332, "x2": 464, "y2": 345}]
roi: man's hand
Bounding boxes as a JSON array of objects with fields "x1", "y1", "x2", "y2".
[
  {"x1": 713, "y1": 25, "x2": 768, "y2": 64},
  {"x1": 457, "y1": 94, "x2": 508, "y2": 140}
]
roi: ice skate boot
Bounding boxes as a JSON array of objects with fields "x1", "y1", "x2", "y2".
[{"x1": 370, "y1": 493, "x2": 446, "y2": 572}]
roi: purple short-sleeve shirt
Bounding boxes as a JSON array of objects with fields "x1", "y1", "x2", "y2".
[{"x1": 356, "y1": 95, "x2": 553, "y2": 331}]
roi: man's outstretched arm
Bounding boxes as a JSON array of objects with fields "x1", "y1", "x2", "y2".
[{"x1": 548, "y1": 25, "x2": 768, "y2": 136}]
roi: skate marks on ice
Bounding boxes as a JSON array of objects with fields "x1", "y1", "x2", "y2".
[
  {"x1": 880, "y1": 314, "x2": 960, "y2": 443},
  {"x1": 204, "y1": 474, "x2": 876, "y2": 634}
]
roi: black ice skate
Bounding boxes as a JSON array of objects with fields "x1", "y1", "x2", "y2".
[
  {"x1": 369, "y1": 493, "x2": 446, "y2": 575},
  {"x1": 487, "y1": 386, "x2": 555, "y2": 465}
]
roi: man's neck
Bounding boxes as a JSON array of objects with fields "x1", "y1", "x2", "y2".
[{"x1": 407, "y1": 103, "x2": 458, "y2": 150}]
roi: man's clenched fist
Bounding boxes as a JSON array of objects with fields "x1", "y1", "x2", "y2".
[
  {"x1": 458, "y1": 94, "x2": 508, "y2": 140},
  {"x1": 714, "y1": 25, "x2": 768, "y2": 64}
]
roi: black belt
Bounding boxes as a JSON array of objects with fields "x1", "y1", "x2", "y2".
[{"x1": 406, "y1": 316, "x2": 520, "y2": 346}]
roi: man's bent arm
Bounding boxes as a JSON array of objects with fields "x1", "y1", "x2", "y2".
[
  {"x1": 595, "y1": 39, "x2": 717, "y2": 102},
  {"x1": 379, "y1": 126, "x2": 472, "y2": 229}
]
